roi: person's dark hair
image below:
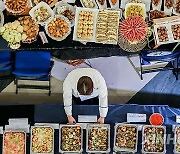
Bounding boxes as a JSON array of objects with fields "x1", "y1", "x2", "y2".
[{"x1": 77, "y1": 76, "x2": 93, "y2": 95}]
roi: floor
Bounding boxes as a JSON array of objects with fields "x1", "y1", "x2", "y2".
[{"x1": 0, "y1": 56, "x2": 165, "y2": 105}]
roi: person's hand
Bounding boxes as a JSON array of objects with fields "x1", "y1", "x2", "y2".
[
  {"x1": 98, "y1": 117, "x2": 105, "y2": 124},
  {"x1": 67, "y1": 115, "x2": 76, "y2": 124}
]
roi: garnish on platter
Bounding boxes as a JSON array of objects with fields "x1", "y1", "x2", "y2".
[
  {"x1": 18, "y1": 16, "x2": 39, "y2": 43},
  {"x1": 119, "y1": 17, "x2": 148, "y2": 44},
  {"x1": 0, "y1": 21, "x2": 27, "y2": 49},
  {"x1": 45, "y1": 15, "x2": 71, "y2": 41}
]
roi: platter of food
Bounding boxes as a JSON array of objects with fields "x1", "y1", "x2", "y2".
[
  {"x1": 124, "y1": 3, "x2": 146, "y2": 19},
  {"x1": 114, "y1": 123, "x2": 138, "y2": 153},
  {"x1": 73, "y1": 7, "x2": 98, "y2": 42},
  {"x1": 18, "y1": 16, "x2": 39, "y2": 43},
  {"x1": 164, "y1": 0, "x2": 173, "y2": 15},
  {"x1": 174, "y1": 126, "x2": 180, "y2": 153},
  {"x1": 95, "y1": 0, "x2": 107, "y2": 9},
  {"x1": 4, "y1": 0, "x2": 29, "y2": 14},
  {"x1": 29, "y1": 1, "x2": 54, "y2": 26},
  {"x1": 96, "y1": 9, "x2": 121, "y2": 44},
  {"x1": 53, "y1": 1, "x2": 75, "y2": 27},
  {"x1": 152, "y1": 0, "x2": 162, "y2": 11},
  {"x1": 59, "y1": 124, "x2": 83, "y2": 153},
  {"x1": 30, "y1": 126, "x2": 54, "y2": 154},
  {"x1": 3, "y1": 131, "x2": 26, "y2": 154},
  {"x1": 33, "y1": 0, "x2": 58, "y2": 7},
  {"x1": 0, "y1": 11, "x2": 4, "y2": 27},
  {"x1": 80, "y1": 0, "x2": 98, "y2": 8},
  {"x1": 45, "y1": 15, "x2": 71, "y2": 41},
  {"x1": 173, "y1": 0, "x2": 180, "y2": 15},
  {"x1": 142, "y1": 125, "x2": 166, "y2": 153},
  {"x1": 86, "y1": 124, "x2": 110, "y2": 153},
  {"x1": 171, "y1": 23, "x2": 180, "y2": 41},
  {"x1": 108, "y1": 0, "x2": 119, "y2": 10}
]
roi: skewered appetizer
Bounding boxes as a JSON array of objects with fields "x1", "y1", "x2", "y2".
[
  {"x1": 119, "y1": 17, "x2": 148, "y2": 43},
  {"x1": 172, "y1": 24, "x2": 180, "y2": 40},
  {"x1": 47, "y1": 17, "x2": 70, "y2": 40},
  {"x1": 88, "y1": 126, "x2": 108, "y2": 151},
  {"x1": 152, "y1": 0, "x2": 161, "y2": 6},
  {"x1": 143, "y1": 126, "x2": 165, "y2": 153},
  {"x1": 33, "y1": 0, "x2": 57, "y2": 7},
  {"x1": 18, "y1": 16, "x2": 39, "y2": 43},
  {"x1": 61, "y1": 126, "x2": 82, "y2": 151},
  {"x1": 77, "y1": 11, "x2": 94, "y2": 40},
  {"x1": 125, "y1": 4, "x2": 146, "y2": 19},
  {"x1": 5, "y1": 0, "x2": 28, "y2": 14},
  {"x1": 3, "y1": 132, "x2": 26, "y2": 154},
  {"x1": 34, "y1": 6, "x2": 51, "y2": 22},
  {"x1": 115, "y1": 125, "x2": 137, "y2": 151},
  {"x1": 157, "y1": 26, "x2": 169, "y2": 42},
  {"x1": 31, "y1": 127, "x2": 54, "y2": 153}
]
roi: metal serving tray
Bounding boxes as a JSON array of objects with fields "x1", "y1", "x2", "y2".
[
  {"x1": 59, "y1": 124, "x2": 83, "y2": 153},
  {"x1": 86, "y1": 124, "x2": 110, "y2": 153},
  {"x1": 3, "y1": 130, "x2": 26, "y2": 154},
  {"x1": 113, "y1": 123, "x2": 138, "y2": 153},
  {"x1": 142, "y1": 125, "x2": 166, "y2": 154},
  {"x1": 30, "y1": 125, "x2": 54, "y2": 154}
]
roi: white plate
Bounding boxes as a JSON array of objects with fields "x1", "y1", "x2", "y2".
[
  {"x1": 29, "y1": 1, "x2": 54, "y2": 26},
  {"x1": 45, "y1": 15, "x2": 71, "y2": 41},
  {"x1": 53, "y1": 1, "x2": 75, "y2": 27}
]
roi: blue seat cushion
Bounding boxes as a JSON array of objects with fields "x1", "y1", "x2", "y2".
[
  {"x1": 0, "y1": 65, "x2": 12, "y2": 71},
  {"x1": 0, "y1": 51, "x2": 11, "y2": 66}
]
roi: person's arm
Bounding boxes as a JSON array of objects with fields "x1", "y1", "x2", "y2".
[
  {"x1": 96, "y1": 72, "x2": 108, "y2": 121},
  {"x1": 63, "y1": 77, "x2": 76, "y2": 123}
]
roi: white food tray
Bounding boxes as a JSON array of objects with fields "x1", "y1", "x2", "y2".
[
  {"x1": 113, "y1": 123, "x2": 138, "y2": 153},
  {"x1": 173, "y1": 0, "x2": 180, "y2": 16},
  {"x1": 80, "y1": 0, "x2": 98, "y2": 8},
  {"x1": 95, "y1": 0, "x2": 107, "y2": 9},
  {"x1": 142, "y1": 125, "x2": 166, "y2": 154},
  {"x1": 0, "y1": 11, "x2": 4, "y2": 27},
  {"x1": 152, "y1": 0, "x2": 162, "y2": 11},
  {"x1": 108, "y1": 0, "x2": 119, "y2": 10},
  {"x1": 29, "y1": 1, "x2": 54, "y2": 26},
  {"x1": 59, "y1": 124, "x2": 83, "y2": 153},
  {"x1": 164, "y1": 0, "x2": 173, "y2": 16},
  {"x1": 53, "y1": 1, "x2": 75, "y2": 27},
  {"x1": 3, "y1": 130, "x2": 26, "y2": 154},
  {"x1": 73, "y1": 7, "x2": 98, "y2": 42},
  {"x1": 124, "y1": 3, "x2": 146, "y2": 20},
  {"x1": 45, "y1": 15, "x2": 71, "y2": 41},
  {"x1": 30, "y1": 126, "x2": 54, "y2": 154},
  {"x1": 154, "y1": 21, "x2": 180, "y2": 45},
  {"x1": 86, "y1": 124, "x2": 110, "y2": 153}
]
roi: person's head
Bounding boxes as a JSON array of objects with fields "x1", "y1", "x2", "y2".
[{"x1": 77, "y1": 76, "x2": 93, "y2": 95}]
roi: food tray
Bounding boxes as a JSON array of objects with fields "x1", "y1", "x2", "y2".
[
  {"x1": 53, "y1": 1, "x2": 75, "y2": 27},
  {"x1": 0, "y1": 11, "x2": 4, "y2": 27},
  {"x1": 80, "y1": 0, "x2": 98, "y2": 9},
  {"x1": 30, "y1": 126, "x2": 54, "y2": 154},
  {"x1": 59, "y1": 124, "x2": 83, "y2": 153},
  {"x1": 86, "y1": 124, "x2": 110, "y2": 153},
  {"x1": 154, "y1": 21, "x2": 180, "y2": 45},
  {"x1": 113, "y1": 123, "x2": 138, "y2": 153},
  {"x1": 29, "y1": 1, "x2": 54, "y2": 26},
  {"x1": 142, "y1": 125, "x2": 166, "y2": 154},
  {"x1": 152, "y1": 0, "x2": 162, "y2": 11},
  {"x1": 108, "y1": 0, "x2": 119, "y2": 10},
  {"x1": 173, "y1": 0, "x2": 180, "y2": 16},
  {"x1": 3, "y1": 130, "x2": 26, "y2": 154},
  {"x1": 174, "y1": 126, "x2": 180, "y2": 153},
  {"x1": 95, "y1": 0, "x2": 107, "y2": 9},
  {"x1": 164, "y1": 0, "x2": 173, "y2": 16},
  {"x1": 73, "y1": 7, "x2": 98, "y2": 43},
  {"x1": 95, "y1": 9, "x2": 121, "y2": 45},
  {"x1": 124, "y1": 3, "x2": 146, "y2": 20},
  {"x1": 45, "y1": 15, "x2": 71, "y2": 41}
]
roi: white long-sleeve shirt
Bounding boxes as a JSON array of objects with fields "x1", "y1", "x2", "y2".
[{"x1": 63, "y1": 68, "x2": 108, "y2": 117}]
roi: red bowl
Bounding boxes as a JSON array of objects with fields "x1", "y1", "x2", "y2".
[{"x1": 149, "y1": 113, "x2": 164, "y2": 125}]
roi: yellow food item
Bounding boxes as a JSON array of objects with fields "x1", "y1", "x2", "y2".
[{"x1": 125, "y1": 5, "x2": 145, "y2": 19}]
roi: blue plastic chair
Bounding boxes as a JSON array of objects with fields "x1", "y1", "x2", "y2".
[
  {"x1": 0, "y1": 51, "x2": 12, "y2": 71},
  {"x1": 140, "y1": 51, "x2": 180, "y2": 80},
  {"x1": 12, "y1": 51, "x2": 54, "y2": 96}
]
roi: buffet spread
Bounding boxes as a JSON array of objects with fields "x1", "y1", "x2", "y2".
[{"x1": 0, "y1": 0, "x2": 179, "y2": 52}]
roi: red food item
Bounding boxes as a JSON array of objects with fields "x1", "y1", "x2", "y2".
[
  {"x1": 119, "y1": 17, "x2": 148, "y2": 43},
  {"x1": 149, "y1": 113, "x2": 164, "y2": 125}
]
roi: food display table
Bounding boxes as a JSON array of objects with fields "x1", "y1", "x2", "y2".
[{"x1": 34, "y1": 104, "x2": 180, "y2": 153}]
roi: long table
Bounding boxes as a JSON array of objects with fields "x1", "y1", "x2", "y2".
[
  {"x1": 0, "y1": 1, "x2": 179, "y2": 60},
  {"x1": 34, "y1": 104, "x2": 180, "y2": 153}
]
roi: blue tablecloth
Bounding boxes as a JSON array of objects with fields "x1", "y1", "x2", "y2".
[{"x1": 34, "y1": 104, "x2": 180, "y2": 154}]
